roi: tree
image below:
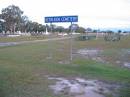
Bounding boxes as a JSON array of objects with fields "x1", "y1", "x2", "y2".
[
  {"x1": 93, "y1": 30, "x2": 98, "y2": 33},
  {"x1": 0, "y1": 20, "x2": 4, "y2": 33},
  {"x1": 1, "y1": 5, "x2": 25, "y2": 33},
  {"x1": 38, "y1": 24, "x2": 46, "y2": 32},
  {"x1": 86, "y1": 28, "x2": 92, "y2": 32},
  {"x1": 19, "y1": 16, "x2": 29, "y2": 32},
  {"x1": 76, "y1": 26, "x2": 85, "y2": 33},
  {"x1": 55, "y1": 26, "x2": 65, "y2": 33},
  {"x1": 68, "y1": 24, "x2": 79, "y2": 32},
  {"x1": 0, "y1": 18, "x2": 5, "y2": 33},
  {"x1": 118, "y1": 30, "x2": 122, "y2": 34},
  {"x1": 24, "y1": 21, "x2": 46, "y2": 34}
]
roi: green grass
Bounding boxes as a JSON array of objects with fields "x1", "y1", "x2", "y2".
[
  {"x1": 0, "y1": 34, "x2": 64, "y2": 42},
  {"x1": 0, "y1": 36, "x2": 130, "y2": 97}
]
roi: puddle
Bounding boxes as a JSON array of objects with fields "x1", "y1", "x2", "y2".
[
  {"x1": 76, "y1": 48, "x2": 130, "y2": 66},
  {"x1": 124, "y1": 62, "x2": 130, "y2": 68},
  {"x1": 122, "y1": 49, "x2": 130, "y2": 54},
  {"x1": 92, "y1": 57, "x2": 106, "y2": 63},
  {"x1": 48, "y1": 77, "x2": 119, "y2": 97},
  {"x1": 77, "y1": 49, "x2": 102, "y2": 56},
  {"x1": 58, "y1": 60, "x2": 70, "y2": 64}
]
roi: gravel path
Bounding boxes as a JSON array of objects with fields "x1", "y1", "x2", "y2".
[{"x1": 0, "y1": 37, "x2": 70, "y2": 47}]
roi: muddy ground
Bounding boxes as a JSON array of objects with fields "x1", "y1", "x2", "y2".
[
  {"x1": 47, "y1": 76, "x2": 120, "y2": 97},
  {"x1": 74, "y1": 48, "x2": 130, "y2": 69}
]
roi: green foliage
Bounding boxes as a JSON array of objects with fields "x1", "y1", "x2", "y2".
[
  {"x1": 76, "y1": 26, "x2": 86, "y2": 33},
  {"x1": 1, "y1": 5, "x2": 24, "y2": 32}
]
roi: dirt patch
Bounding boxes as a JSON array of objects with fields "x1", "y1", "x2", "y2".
[
  {"x1": 116, "y1": 49, "x2": 130, "y2": 68},
  {"x1": 48, "y1": 77, "x2": 119, "y2": 97},
  {"x1": 75, "y1": 48, "x2": 106, "y2": 63},
  {"x1": 77, "y1": 49, "x2": 102, "y2": 56},
  {"x1": 76, "y1": 48, "x2": 130, "y2": 69}
]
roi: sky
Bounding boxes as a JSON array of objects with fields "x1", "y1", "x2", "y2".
[{"x1": 0, "y1": 0, "x2": 130, "y2": 30}]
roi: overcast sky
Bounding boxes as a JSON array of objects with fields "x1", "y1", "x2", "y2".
[{"x1": 0, "y1": 0, "x2": 130, "y2": 30}]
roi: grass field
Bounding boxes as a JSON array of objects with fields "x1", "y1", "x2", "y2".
[
  {"x1": 0, "y1": 35, "x2": 130, "y2": 97},
  {"x1": 0, "y1": 35, "x2": 62, "y2": 42}
]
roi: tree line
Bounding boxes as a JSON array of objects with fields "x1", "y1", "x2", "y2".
[{"x1": 0, "y1": 5, "x2": 86, "y2": 34}]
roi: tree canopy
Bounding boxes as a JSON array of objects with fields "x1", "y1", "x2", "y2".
[
  {"x1": 0, "y1": 4, "x2": 87, "y2": 34},
  {"x1": 1, "y1": 5, "x2": 24, "y2": 33}
]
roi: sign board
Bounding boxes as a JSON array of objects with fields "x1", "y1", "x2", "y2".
[{"x1": 45, "y1": 15, "x2": 78, "y2": 23}]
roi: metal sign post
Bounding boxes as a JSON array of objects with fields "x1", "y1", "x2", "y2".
[
  {"x1": 45, "y1": 15, "x2": 78, "y2": 61},
  {"x1": 49, "y1": 23, "x2": 53, "y2": 59},
  {"x1": 70, "y1": 22, "x2": 73, "y2": 61}
]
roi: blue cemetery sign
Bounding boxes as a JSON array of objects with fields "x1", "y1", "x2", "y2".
[
  {"x1": 45, "y1": 15, "x2": 78, "y2": 23},
  {"x1": 44, "y1": 15, "x2": 78, "y2": 61}
]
